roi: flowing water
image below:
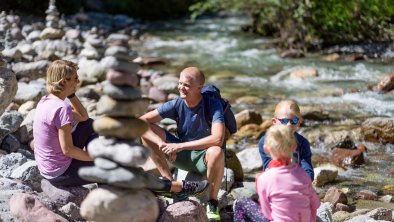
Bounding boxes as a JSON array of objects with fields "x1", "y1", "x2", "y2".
[{"x1": 134, "y1": 16, "x2": 394, "y2": 197}]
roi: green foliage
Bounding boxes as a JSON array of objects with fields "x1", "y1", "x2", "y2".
[
  {"x1": 190, "y1": 0, "x2": 394, "y2": 48},
  {"x1": 101, "y1": 0, "x2": 197, "y2": 19}
]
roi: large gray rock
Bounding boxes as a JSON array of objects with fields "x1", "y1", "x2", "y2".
[
  {"x1": 0, "y1": 153, "x2": 28, "y2": 177},
  {"x1": 236, "y1": 147, "x2": 263, "y2": 173},
  {"x1": 87, "y1": 137, "x2": 150, "y2": 167},
  {"x1": 14, "y1": 81, "x2": 46, "y2": 105},
  {"x1": 12, "y1": 60, "x2": 51, "y2": 80},
  {"x1": 0, "y1": 111, "x2": 24, "y2": 144},
  {"x1": 10, "y1": 161, "x2": 42, "y2": 191},
  {"x1": 80, "y1": 187, "x2": 159, "y2": 222},
  {"x1": 40, "y1": 179, "x2": 90, "y2": 206},
  {"x1": 0, "y1": 67, "x2": 17, "y2": 116},
  {"x1": 159, "y1": 200, "x2": 208, "y2": 222}
]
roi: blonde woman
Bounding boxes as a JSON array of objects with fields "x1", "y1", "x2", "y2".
[
  {"x1": 33, "y1": 60, "x2": 96, "y2": 186},
  {"x1": 233, "y1": 125, "x2": 320, "y2": 222}
]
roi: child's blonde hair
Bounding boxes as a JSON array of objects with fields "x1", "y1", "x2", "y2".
[
  {"x1": 274, "y1": 100, "x2": 301, "y2": 119},
  {"x1": 265, "y1": 125, "x2": 296, "y2": 160},
  {"x1": 46, "y1": 60, "x2": 78, "y2": 94}
]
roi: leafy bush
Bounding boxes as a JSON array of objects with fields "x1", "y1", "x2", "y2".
[{"x1": 190, "y1": 0, "x2": 394, "y2": 49}]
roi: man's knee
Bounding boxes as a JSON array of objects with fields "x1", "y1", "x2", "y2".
[{"x1": 206, "y1": 146, "x2": 224, "y2": 163}]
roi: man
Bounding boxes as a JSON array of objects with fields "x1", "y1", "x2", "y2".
[{"x1": 140, "y1": 67, "x2": 225, "y2": 221}]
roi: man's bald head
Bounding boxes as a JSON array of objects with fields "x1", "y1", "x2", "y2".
[{"x1": 180, "y1": 67, "x2": 205, "y2": 85}]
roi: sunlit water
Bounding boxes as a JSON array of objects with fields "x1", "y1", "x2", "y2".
[{"x1": 134, "y1": 16, "x2": 394, "y2": 192}]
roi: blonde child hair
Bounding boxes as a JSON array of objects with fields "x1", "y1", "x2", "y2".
[
  {"x1": 265, "y1": 125, "x2": 297, "y2": 160},
  {"x1": 274, "y1": 99, "x2": 302, "y2": 119},
  {"x1": 46, "y1": 60, "x2": 78, "y2": 94}
]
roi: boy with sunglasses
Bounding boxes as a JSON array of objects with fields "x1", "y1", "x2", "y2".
[{"x1": 258, "y1": 100, "x2": 314, "y2": 180}]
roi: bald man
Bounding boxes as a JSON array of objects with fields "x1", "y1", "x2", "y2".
[{"x1": 140, "y1": 67, "x2": 224, "y2": 221}]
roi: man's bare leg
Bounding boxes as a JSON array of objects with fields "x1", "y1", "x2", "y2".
[
  {"x1": 141, "y1": 123, "x2": 173, "y2": 180},
  {"x1": 205, "y1": 146, "x2": 225, "y2": 200}
]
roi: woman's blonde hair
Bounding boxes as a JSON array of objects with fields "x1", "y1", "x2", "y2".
[
  {"x1": 265, "y1": 125, "x2": 296, "y2": 160},
  {"x1": 46, "y1": 60, "x2": 78, "y2": 94}
]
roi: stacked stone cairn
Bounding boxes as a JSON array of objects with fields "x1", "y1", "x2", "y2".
[
  {"x1": 40, "y1": 0, "x2": 65, "y2": 40},
  {"x1": 78, "y1": 33, "x2": 165, "y2": 222},
  {"x1": 77, "y1": 27, "x2": 106, "y2": 84},
  {"x1": 0, "y1": 32, "x2": 18, "y2": 117}
]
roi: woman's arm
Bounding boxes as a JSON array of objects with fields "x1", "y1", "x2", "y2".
[
  {"x1": 58, "y1": 123, "x2": 93, "y2": 161},
  {"x1": 69, "y1": 95, "x2": 89, "y2": 122}
]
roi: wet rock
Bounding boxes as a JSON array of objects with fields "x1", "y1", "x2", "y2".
[
  {"x1": 366, "y1": 207, "x2": 392, "y2": 221},
  {"x1": 301, "y1": 106, "x2": 329, "y2": 121},
  {"x1": 316, "y1": 202, "x2": 334, "y2": 222},
  {"x1": 323, "y1": 53, "x2": 340, "y2": 62},
  {"x1": 335, "y1": 203, "x2": 353, "y2": 212},
  {"x1": 323, "y1": 186, "x2": 348, "y2": 206},
  {"x1": 361, "y1": 117, "x2": 394, "y2": 144},
  {"x1": 235, "y1": 109, "x2": 263, "y2": 129},
  {"x1": 379, "y1": 195, "x2": 392, "y2": 203},
  {"x1": 134, "y1": 57, "x2": 167, "y2": 66},
  {"x1": 330, "y1": 144, "x2": 366, "y2": 167},
  {"x1": 280, "y1": 49, "x2": 304, "y2": 58},
  {"x1": 355, "y1": 190, "x2": 378, "y2": 200},
  {"x1": 372, "y1": 74, "x2": 394, "y2": 93},
  {"x1": 235, "y1": 96, "x2": 263, "y2": 105},
  {"x1": 290, "y1": 67, "x2": 318, "y2": 79},
  {"x1": 313, "y1": 165, "x2": 338, "y2": 187}
]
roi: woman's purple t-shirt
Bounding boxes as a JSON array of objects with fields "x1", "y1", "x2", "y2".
[{"x1": 33, "y1": 96, "x2": 73, "y2": 178}]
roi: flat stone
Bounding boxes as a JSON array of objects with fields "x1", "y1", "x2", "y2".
[
  {"x1": 105, "y1": 46, "x2": 138, "y2": 61},
  {"x1": 106, "y1": 69, "x2": 139, "y2": 87},
  {"x1": 93, "y1": 117, "x2": 148, "y2": 140},
  {"x1": 102, "y1": 82, "x2": 142, "y2": 100},
  {"x1": 101, "y1": 56, "x2": 140, "y2": 73},
  {"x1": 94, "y1": 157, "x2": 118, "y2": 170},
  {"x1": 78, "y1": 166, "x2": 165, "y2": 190},
  {"x1": 96, "y1": 95, "x2": 149, "y2": 117},
  {"x1": 88, "y1": 137, "x2": 150, "y2": 167}
]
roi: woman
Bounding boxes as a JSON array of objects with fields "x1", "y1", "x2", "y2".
[{"x1": 33, "y1": 60, "x2": 96, "y2": 186}]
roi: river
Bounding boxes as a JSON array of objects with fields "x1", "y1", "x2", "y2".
[{"x1": 134, "y1": 16, "x2": 394, "y2": 200}]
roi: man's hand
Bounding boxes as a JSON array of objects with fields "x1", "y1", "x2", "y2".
[{"x1": 160, "y1": 143, "x2": 182, "y2": 155}]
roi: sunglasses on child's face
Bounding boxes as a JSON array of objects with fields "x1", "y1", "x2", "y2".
[{"x1": 276, "y1": 117, "x2": 299, "y2": 125}]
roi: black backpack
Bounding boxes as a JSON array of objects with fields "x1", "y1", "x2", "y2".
[{"x1": 201, "y1": 84, "x2": 237, "y2": 135}]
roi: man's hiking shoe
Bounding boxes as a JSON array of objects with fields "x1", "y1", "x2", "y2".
[
  {"x1": 153, "y1": 180, "x2": 209, "y2": 201},
  {"x1": 179, "y1": 180, "x2": 209, "y2": 196},
  {"x1": 206, "y1": 199, "x2": 220, "y2": 221}
]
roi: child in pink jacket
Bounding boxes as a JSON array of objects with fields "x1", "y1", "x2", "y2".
[{"x1": 233, "y1": 125, "x2": 320, "y2": 222}]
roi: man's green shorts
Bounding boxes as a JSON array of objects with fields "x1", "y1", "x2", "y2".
[{"x1": 165, "y1": 131, "x2": 207, "y2": 175}]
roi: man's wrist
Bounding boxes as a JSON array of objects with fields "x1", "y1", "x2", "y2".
[{"x1": 67, "y1": 93, "x2": 76, "y2": 99}]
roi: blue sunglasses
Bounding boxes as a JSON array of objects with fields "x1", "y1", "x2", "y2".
[{"x1": 276, "y1": 117, "x2": 299, "y2": 125}]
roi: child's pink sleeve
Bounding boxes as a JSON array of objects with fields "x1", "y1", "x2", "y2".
[{"x1": 256, "y1": 173, "x2": 272, "y2": 220}]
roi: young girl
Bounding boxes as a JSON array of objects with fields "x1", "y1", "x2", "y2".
[
  {"x1": 234, "y1": 125, "x2": 320, "y2": 222},
  {"x1": 33, "y1": 60, "x2": 97, "y2": 186}
]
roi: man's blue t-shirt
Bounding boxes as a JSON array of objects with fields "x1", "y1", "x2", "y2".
[{"x1": 157, "y1": 96, "x2": 224, "y2": 142}]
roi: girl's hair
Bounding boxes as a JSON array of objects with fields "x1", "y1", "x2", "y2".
[
  {"x1": 265, "y1": 125, "x2": 296, "y2": 160},
  {"x1": 46, "y1": 60, "x2": 78, "y2": 94}
]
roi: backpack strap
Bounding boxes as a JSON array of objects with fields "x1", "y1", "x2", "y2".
[
  {"x1": 202, "y1": 93, "x2": 212, "y2": 127},
  {"x1": 174, "y1": 97, "x2": 183, "y2": 136}
]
